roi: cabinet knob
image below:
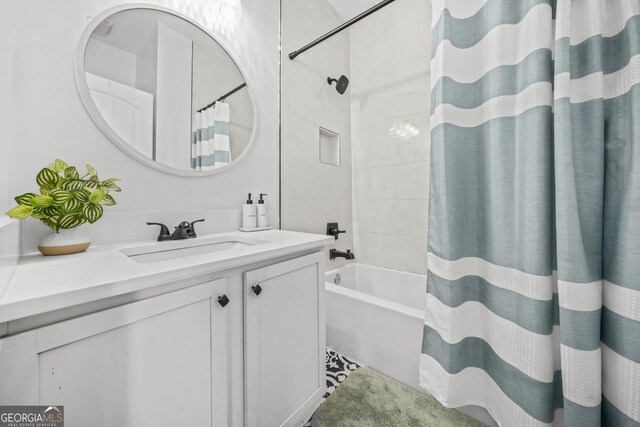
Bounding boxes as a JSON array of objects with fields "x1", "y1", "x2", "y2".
[
  {"x1": 252, "y1": 284, "x2": 263, "y2": 296},
  {"x1": 217, "y1": 295, "x2": 230, "y2": 307}
]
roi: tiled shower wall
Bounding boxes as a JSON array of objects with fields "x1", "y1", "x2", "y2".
[
  {"x1": 350, "y1": 0, "x2": 431, "y2": 274},
  {"x1": 280, "y1": 0, "x2": 354, "y2": 268}
]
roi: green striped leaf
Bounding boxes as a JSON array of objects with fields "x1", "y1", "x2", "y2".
[
  {"x1": 101, "y1": 181, "x2": 122, "y2": 192},
  {"x1": 75, "y1": 191, "x2": 89, "y2": 203},
  {"x1": 49, "y1": 189, "x2": 74, "y2": 205},
  {"x1": 101, "y1": 194, "x2": 117, "y2": 206},
  {"x1": 36, "y1": 167, "x2": 59, "y2": 188},
  {"x1": 62, "y1": 198, "x2": 81, "y2": 213},
  {"x1": 41, "y1": 218, "x2": 59, "y2": 232},
  {"x1": 39, "y1": 185, "x2": 53, "y2": 196},
  {"x1": 86, "y1": 164, "x2": 97, "y2": 176},
  {"x1": 15, "y1": 193, "x2": 37, "y2": 206},
  {"x1": 82, "y1": 203, "x2": 103, "y2": 224},
  {"x1": 58, "y1": 213, "x2": 84, "y2": 229},
  {"x1": 44, "y1": 206, "x2": 63, "y2": 216},
  {"x1": 30, "y1": 195, "x2": 54, "y2": 208},
  {"x1": 88, "y1": 188, "x2": 106, "y2": 204},
  {"x1": 6, "y1": 205, "x2": 33, "y2": 219},
  {"x1": 64, "y1": 166, "x2": 79, "y2": 180},
  {"x1": 31, "y1": 208, "x2": 46, "y2": 219},
  {"x1": 84, "y1": 180, "x2": 99, "y2": 189},
  {"x1": 48, "y1": 159, "x2": 69, "y2": 173},
  {"x1": 63, "y1": 179, "x2": 85, "y2": 192}
]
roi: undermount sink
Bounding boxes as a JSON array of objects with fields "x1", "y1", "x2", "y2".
[{"x1": 120, "y1": 235, "x2": 268, "y2": 264}]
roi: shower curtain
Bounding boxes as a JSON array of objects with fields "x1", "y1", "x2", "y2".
[
  {"x1": 191, "y1": 101, "x2": 232, "y2": 171},
  {"x1": 421, "y1": 1, "x2": 640, "y2": 426}
]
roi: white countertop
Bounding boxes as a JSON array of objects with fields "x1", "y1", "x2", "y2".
[{"x1": 0, "y1": 229, "x2": 333, "y2": 323}]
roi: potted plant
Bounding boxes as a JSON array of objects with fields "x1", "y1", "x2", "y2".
[{"x1": 6, "y1": 159, "x2": 121, "y2": 256}]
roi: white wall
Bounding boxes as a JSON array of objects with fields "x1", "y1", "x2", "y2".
[
  {"x1": 0, "y1": 0, "x2": 280, "y2": 253},
  {"x1": 280, "y1": 0, "x2": 354, "y2": 268},
  {"x1": 350, "y1": 0, "x2": 431, "y2": 274},
  {"x1": 0, "y1": 14, "x2": 17, "y2": 219},
  {"x1": 0, "y1": 17, "x2": 21, "y2": 298},
  {"x1": 326, "y1": 0, "x2": 381, "y2": 21}
]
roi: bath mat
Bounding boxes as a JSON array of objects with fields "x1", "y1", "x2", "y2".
[
  {"x1": 325, "y1": 350, "x2": 361, "y2": 398},
  {"x1": 310, "y1": 367, "x2": 485, "y2": 427}
]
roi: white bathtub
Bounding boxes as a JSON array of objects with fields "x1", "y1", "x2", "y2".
[
  {"x1": 325, "y1": 263, "x2": 498, "y2": 426},
  {"x1": 325, "y1": 263, "x2": 426, "y2": 390}
]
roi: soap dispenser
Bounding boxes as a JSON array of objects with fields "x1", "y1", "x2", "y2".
[
  {"x1": 242, "y1": 193, "x2": 257, "y2": 228},
  {"x1": 257, "y1": 193, "x2": 269, "y2": 227}
]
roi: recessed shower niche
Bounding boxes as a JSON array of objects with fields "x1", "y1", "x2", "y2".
[{"x1": 319, "y1": 127, "x2": 340, "y2": 167}]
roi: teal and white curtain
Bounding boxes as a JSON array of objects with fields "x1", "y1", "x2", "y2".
[
  {"x1": 191, "y1": 101, "x2": 231, "y2": 171},
  {"x1": 421, "y1": 1, "x2": 640, "y2": 425}
]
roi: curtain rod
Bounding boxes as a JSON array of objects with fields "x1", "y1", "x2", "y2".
[
  {"x1": 198, "y1": 82, "x2": 247, "y2": 112},
  {"x1": 288, "y1": 0, "x2": 397, "y2": 60}
]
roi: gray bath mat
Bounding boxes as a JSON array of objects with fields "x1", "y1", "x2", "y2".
[{"x1": 310, "y1": 367, "x2": 485, "y2": 427}]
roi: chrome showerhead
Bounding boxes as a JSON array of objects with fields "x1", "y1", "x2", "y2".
[{"x1": 327, "y1": 75, "x2": 349, "y2": 95}]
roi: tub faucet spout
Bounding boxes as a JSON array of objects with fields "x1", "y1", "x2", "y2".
[{"x1": 330, "y1": 249, "x2": 355, "y2": 260}]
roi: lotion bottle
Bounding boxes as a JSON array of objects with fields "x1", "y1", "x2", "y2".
[
  {"x1": 257, "y1": 193, "x2": 269, "y2": 227},
  {"x1": 242, "y1": 193, "x2": 257, "y2": 228}
]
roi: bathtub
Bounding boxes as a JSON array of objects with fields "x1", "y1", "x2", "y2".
[
  {"x1": 325, "y1": 263, "x2": 498, "y2": 426},
  {"x1": 325, "y1": 263, "x2": 426, "y2": 390}
]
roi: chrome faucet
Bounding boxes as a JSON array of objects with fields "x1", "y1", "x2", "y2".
[
  {"x1": 146, "y1": 219, "x2": 205, "y2": 241},
  {"x1": 329, "y1": 249, "x2": 355, "y2": 260}
]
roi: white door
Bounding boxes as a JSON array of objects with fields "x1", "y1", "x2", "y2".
[
  {"x1": 244, "y1": 253, "x2": 326, "y2": 427},
  {"x1": 154, "y1": 23, "x2": 193, "y2": 170},
  {"x1": 33, "y1": 280, "x2": 227, "y2": 427},
  {"x1": 86, "y1": 72, "x2": 154, "y2": 158}
]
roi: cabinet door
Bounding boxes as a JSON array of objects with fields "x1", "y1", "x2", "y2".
[
  {"x1": 244, "y1": 252, "x2": 325, "y2": 427},
  {"x1": 34, "y1": 279, "x2": 230, "y2": 427}
]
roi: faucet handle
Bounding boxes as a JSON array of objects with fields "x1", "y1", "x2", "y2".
[
  {"x1": 326, "y1": 222, "x2": 346, "y2": 240},
  {"x1": 146, "y1": 222, "x2": 171, "y2": 241},
  {"x1": 331, "y1": 228, "x2": 346, "y2": 238},
  {"x1": 188, "y1": 219, "x2": 205, "y2": 238}
]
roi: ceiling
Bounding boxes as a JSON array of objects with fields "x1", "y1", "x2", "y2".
[{"x1": 326, "y1": 0, "x2": 382, "y2": 20}]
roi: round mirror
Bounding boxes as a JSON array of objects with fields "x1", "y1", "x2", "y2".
[{"x1": 75, "y1": 5, "x2": 255, "y2": 176}]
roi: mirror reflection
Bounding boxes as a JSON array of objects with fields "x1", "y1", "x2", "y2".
[{"x1": 83, "y1": 8, "x2": 254, "y2": 172}]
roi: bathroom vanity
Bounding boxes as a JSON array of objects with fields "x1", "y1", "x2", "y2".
[{"x1": 0, "y1": 230, "x2": 332, "y2": 427}]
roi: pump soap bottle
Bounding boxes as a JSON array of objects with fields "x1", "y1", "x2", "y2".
[
  {"x1": 257, "y1": 193, "x2": 269, "y2": 228},
  {"x1": 242, "y1": 193, "x2": 257, "y2": 229}
]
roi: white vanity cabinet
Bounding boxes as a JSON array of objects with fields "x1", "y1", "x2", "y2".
[
  {"x1": 244, "y1": 252, "x2": 325, "y2": 427},
  {"x1": 0, "y1": 246, "x2": 327, "y2": 427},
  {"x1": 1, "y1": 279, "x2": 235, "y2": 427}
]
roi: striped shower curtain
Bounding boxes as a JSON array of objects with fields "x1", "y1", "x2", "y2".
[
  {"x1": 191, "y1": 101, "x2": 232, "y2": 171},
  {"x1": 421, "y1": 1, "x2": 640, "y2": 426}
]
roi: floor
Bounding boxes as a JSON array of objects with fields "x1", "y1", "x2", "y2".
[{"x1": 304, "y1": 349, "x2": 361, "y2": 426}]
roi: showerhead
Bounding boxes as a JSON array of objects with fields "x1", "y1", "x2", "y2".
[{"x1": 327, "y1": 75, "x2": 349, "y2": 95}]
